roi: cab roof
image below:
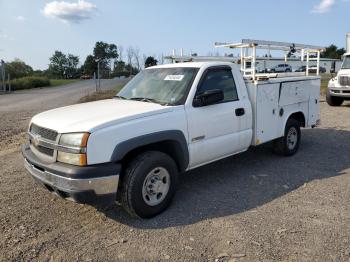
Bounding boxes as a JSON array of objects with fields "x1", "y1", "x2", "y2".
[{"x1": 149, "y1": 61, "x2": 235, "y2": 69}]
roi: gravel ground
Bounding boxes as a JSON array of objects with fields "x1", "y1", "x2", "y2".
[{"x1": 0, "y1": 83, "x2": 349, "y2": 261}]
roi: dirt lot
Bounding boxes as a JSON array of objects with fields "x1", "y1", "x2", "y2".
[{"x1": 0, "y1": 84, "x2": 349, "y2": 261}]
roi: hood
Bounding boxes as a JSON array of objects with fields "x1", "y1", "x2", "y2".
[{"x1": 31, "y1": 99, "x2": 174, "y2": 133}]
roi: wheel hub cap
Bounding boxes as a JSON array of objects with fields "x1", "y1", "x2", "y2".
[
  {"x1": 142, "y1": 167, "x2": 170, "y2": 206},
  {"x1": 287, "y1": 127, "x2": 298, "y2": 150}
]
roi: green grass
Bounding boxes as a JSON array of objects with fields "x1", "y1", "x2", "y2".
[
  {"x1": 11, "y1": 76, "x2": 50, "y2": 90},
  {"x1": 79, "y1": 84, "x2": 125, "y2": 103},
  {"x1": 10, "y1": 78, "x2": 80, "y2": 90},
  {"x1": 320, "y1": 73, "x2": 332, "y2": 95},
  {"x1": 50, "y1": 79, "x2": 80, "y2": 87}
]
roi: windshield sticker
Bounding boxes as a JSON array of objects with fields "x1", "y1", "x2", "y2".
[{"x1": 164, "y1": 75, "x2": 184, "y2": 81}]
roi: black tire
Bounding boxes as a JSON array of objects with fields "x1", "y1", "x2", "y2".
[
  {"x1": 285, "y1": 68, "x2": 291, "y2": 72},
  {"x1": 326, "y1": 91, "x2": 344, "y2": 106},
  {"x1": 119, "y1": 151, "x2": 178, "y2": 218},
  {"x1": 273, "y1": 119, "x2": 301, "y2": 156}
]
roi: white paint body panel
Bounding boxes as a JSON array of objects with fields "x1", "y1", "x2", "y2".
[
  {"x1": 29, "y1": 62, "x2": 320, "y2": 168},
  {"x1": 87, "y1": 106, "x2": 188, "y2": 164},
  {"x1": 246, "y1": 76, "x2": 320, "y2": 145},
  {"x1": 31, "y1": 99, "x2": 174, "y2": 133},
  {"x1": 185, "y1": 63, "x2": 252, "y2": 168}
]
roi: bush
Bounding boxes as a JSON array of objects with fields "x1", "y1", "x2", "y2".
[
  {"x1": 111, "y1": 71, "x2": 131, "y2": 78},
  {"x1": 10, "y1": 76, "x2": 50, "y2": 90}
]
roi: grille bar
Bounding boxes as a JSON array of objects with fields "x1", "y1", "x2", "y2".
[
  {"x1": 30, "y1": 123, "x2": 58, "y2": 141},
  {"x1": 28, "y1": 132, "x2": 85, "y2": 154},
  {"x1": 34, "y1": 144, "x2": 54, "y2": 156},
  {"x1": 339, "y1": 76, "x2": 350, "y2": 86}
]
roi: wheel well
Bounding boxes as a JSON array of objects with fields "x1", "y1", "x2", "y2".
[
  {"x1": 289, "y1": 112, "x2": 305, "y2": 127},
  {"x1": 120, "y1": 140, "x2": 187, "y2": 173}
]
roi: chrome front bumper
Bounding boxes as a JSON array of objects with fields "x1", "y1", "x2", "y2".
[
  {"x1": 22, "y1": 145, "x2": 120, "y2": 205},
  {"x1": 329, "y1": 87, "x2": 350, "y2": 98},
  {"x1": 24, "y1": 158, "x2": 119, "y2": 195}
]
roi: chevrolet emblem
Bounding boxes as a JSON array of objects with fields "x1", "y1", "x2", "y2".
[{"x1": 32, "y1": 134, "x2": 41, "y2": 147}]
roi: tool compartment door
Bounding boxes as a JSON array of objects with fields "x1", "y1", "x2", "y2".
[
  {"x1": 307, "y1": 78, "x2": 321, "y2": 126},
  {"x1": 279, "y1": 81, "x2": 310, "y2": 106},
  {"x1": 255, "y1": 83, "x2": 280, "y2": 144}
]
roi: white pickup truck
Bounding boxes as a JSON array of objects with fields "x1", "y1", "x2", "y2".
[
  {"x1": 327, "y1": 53, "x2": 350, "y2": 106},
  {"x1": 22, "y1": 61, "x2": 320, "y2": 218}
]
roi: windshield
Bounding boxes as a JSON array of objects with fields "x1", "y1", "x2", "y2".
[
  {"x1": 116, "y1": 67, "x2": 198, "y2": 105},
  {"x1": 342, "y1": 56, "x2": 350, "y2": 69}
]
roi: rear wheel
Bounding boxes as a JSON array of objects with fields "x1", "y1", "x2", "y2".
[
  {"x1": 326, "y1": 91, "x2": 344, "y2": 106},
  {"x1": 119, "y1": 151, "x2": 178, "y2": 218},
  {"x1": 273, "y1": 119, "x2": 301, "y2": 156}
]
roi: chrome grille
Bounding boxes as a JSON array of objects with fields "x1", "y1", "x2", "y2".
[
  {"x1": 339, "y1": 76, "x2": 350, "y2": 86},
  {"x1": 33, "y1": 144, "x2": 54, "y2": 156},
  {"x1": 30, "y1": 123, "x2": 58, "y2": 141}
]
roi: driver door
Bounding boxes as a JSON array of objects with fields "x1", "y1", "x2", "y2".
[{"x1": 186, "y1": 66, "x2": 250, "y2": 168}]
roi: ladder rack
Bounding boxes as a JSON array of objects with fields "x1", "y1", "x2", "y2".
[{"x1": 215, "y1": 39, "x2": 324, "y2": 80}]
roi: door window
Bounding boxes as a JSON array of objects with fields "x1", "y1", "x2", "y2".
[{"x1": 196, "y1": 68, "x2": 238, "y2": 103}]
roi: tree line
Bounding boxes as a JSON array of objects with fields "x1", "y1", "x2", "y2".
[
  {"x1": 320, "y1": 45, "x2": 346, "y2": 59},
  {"x1": 4, "y1": 41, "x2": 160, "y2": 80},
  {"x1": 3, "y1": 43, "x2": 346, "y2": 81}
]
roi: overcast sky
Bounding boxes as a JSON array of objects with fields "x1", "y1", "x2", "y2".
[{"x1": 0, "y1": 0, "x2": 349, "y2": 70}]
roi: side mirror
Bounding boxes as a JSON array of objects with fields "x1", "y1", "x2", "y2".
[{"x1": 193, "y1": 89, "x2": 224, "y2": 107}]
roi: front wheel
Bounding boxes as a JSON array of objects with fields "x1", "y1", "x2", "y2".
[
  {"x1": 273, "y1": 119, "x2": 301, "y2": 156},
  {"x1": 119, "y1": 151, "x2": 178, "y2": 218},
  {"x1": 326, "y1": 91, "x2": 344, "y2": 106}
]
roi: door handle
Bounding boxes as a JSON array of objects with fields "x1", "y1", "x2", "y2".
[{"x1": 235, "y1": 108, "x2": 245, "y2": 116}]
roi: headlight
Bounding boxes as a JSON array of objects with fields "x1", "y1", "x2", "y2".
[
  {"x1": 59, "y1": 133, "x2": 89, "y2": 147},
  {"x1": 57, "y1": 133, "x2": 89, "y2": 166},
  {"x1": 57, "y1": 152, "x2": 87, "y2": 166},
  {"x1": 328, "y1": 79, "x2": 336, "y2": 88},
  {"x1": 328, "y1": 82, "x2": 335, "y2": 88}
]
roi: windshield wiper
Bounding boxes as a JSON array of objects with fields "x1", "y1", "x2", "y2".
[
  {"x1": 114, "y1": 95, "x2": 127, "y2": 100},
  {"x1": 121, "y1": 96, "x2": 171, "y2": 106},
  {"x1": 129, "y1": 97, "x2": 160, "y2": 104}
]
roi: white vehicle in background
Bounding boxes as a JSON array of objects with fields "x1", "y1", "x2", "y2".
[
  {"x1": 269, "y1": 63, "x2": 292, "y2": 73},
  {"x1": 22, "y1": 39, "x2": 322, "y2": 218},
  {"x1": 327, "y1": 53, "x2": 350, "y2": 106}
]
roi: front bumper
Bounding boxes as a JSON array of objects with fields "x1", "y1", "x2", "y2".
[
  {"x1": 329, "y1": 87, "x2": 350, "y2": 98},
  {"x1": 22, "y1": 144, "x2": 120, "y2": 206}
]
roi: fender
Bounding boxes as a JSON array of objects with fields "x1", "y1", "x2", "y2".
[
  {"x1": 282, "y1": 111, "x2": 306, "y2": 134},
  {"x1": 110, "y1": 130, "x2": 189, "y2": 172}
]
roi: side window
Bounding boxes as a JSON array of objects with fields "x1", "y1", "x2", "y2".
[{"x1": 196, "y1": 69, "x2": 238, "y2": 102}]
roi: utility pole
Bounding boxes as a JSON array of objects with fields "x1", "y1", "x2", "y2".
[
  {"x1": 1, "y1": 60, "x2": 5, "y2": 92},
  {"x1": 93, "y1": 72, "x2": 97, "y2": 92},
  {"x1": 0, "y1": 61, "x2": 2, "y2": 92},
  {"x1": 97, "y1": 60, "x2": 100, "y2": 90},
  {"x1": 95, "y1": 58, "x2": 101, "y2": 91},
  {"x1": 7, "y1": 73, "x2": 10, "y2": 92}
]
